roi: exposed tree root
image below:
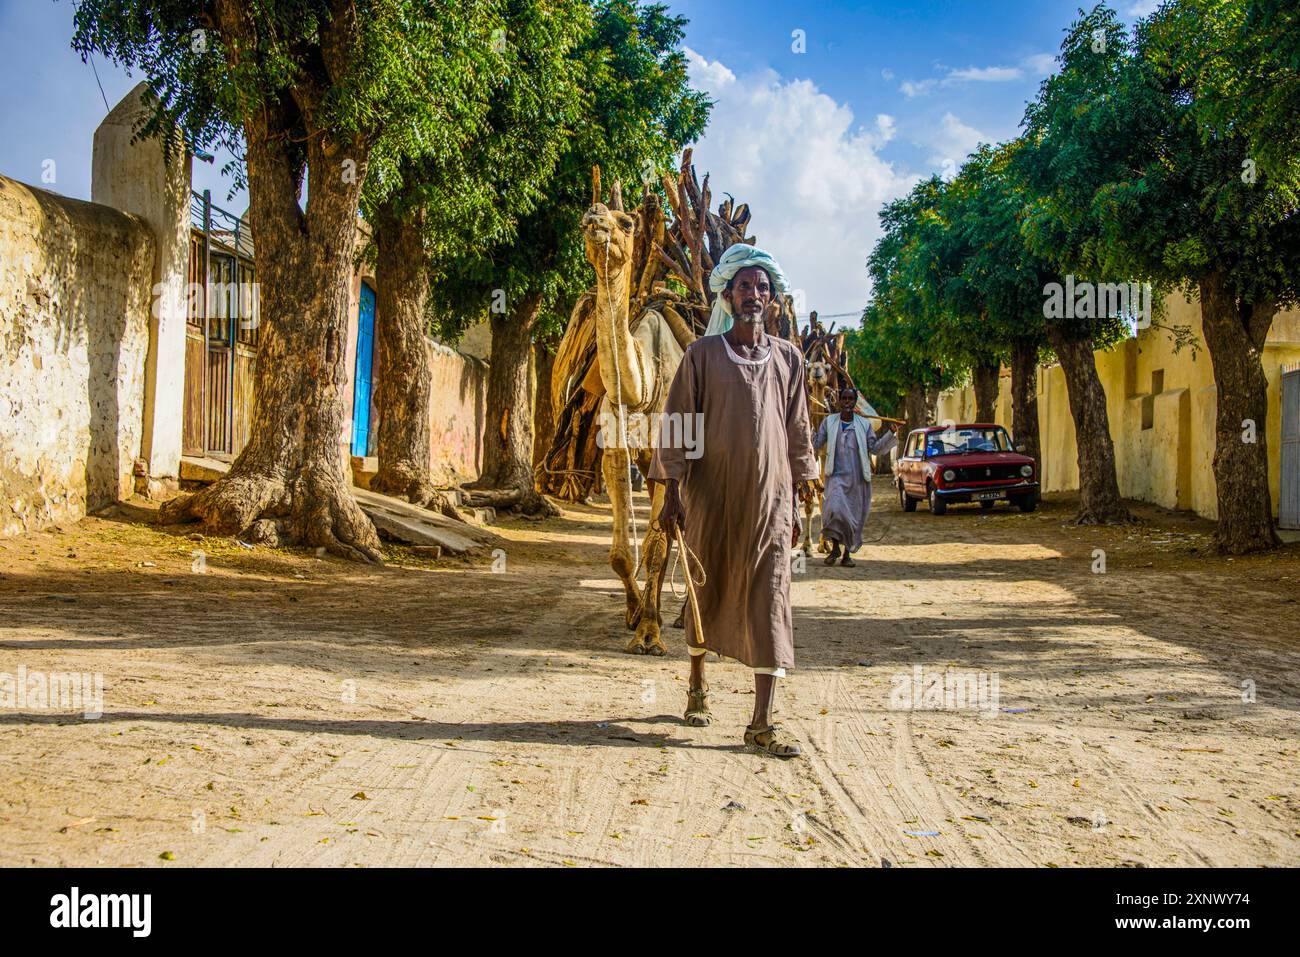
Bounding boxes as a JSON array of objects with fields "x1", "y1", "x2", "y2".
[
  {"x1": 159, "y1": 467, "x2": 383, "y2": 564},
  {"x1": 370, "y1": 465, "x2": 466, "y2": 523},
  {"x1": 463, "y1": 486, "x2": 560, "y2": 518},
  {"x1": 1071, "y1": 508, "x2": 1137, "y2": 526}
]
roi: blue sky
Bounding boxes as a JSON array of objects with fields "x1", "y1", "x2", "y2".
[{"x1": 0, "y1": 0, "x2": 1158, "y2": 315}]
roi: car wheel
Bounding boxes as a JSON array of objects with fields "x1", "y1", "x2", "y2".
[
  {"x1": 1017, "y1": 494, "x2": 1038, "y2": 513},
  {"x1": 980, "y1": 499, "x2": 995, "y2": 510},
  {"x1": 899, "y1": 482, "x2": 917, "y2": 513},
  {"x1": 928, "y1": 484, "x2": 947, "y2": 516}
]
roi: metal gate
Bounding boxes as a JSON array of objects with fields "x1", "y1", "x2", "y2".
[
  {"x1": 183, "y1": 190, "x2": 259, "y2": 460},
  {"x1": 1282, "y1": 366, "x2": 1300, "y2": 529}
]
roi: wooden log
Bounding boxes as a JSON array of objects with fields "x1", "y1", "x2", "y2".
[
  {"x1": 661, "y1": 173, "x2": 688, "y2": 224},
  {"x1": 653, "y1": 244, "x2": 693, "y2": 288},
  {"x1": 636, "y1": 198, "x2": 666, "y2": 306},
  {"x1": 661, "y1": 303, "x2": 697, "y2": 351}
]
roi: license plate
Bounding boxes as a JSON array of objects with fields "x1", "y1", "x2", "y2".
[{"x1": 974, "y1": 491, "x2": 1004, "y2": 501}]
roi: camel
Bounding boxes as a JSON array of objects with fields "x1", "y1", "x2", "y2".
[
  {"x1": 580, "y1": 178, "x2": 686, "y2": 656},
  {"x1": 800, "y1": 355, "x2": 832, "y2": 555}
]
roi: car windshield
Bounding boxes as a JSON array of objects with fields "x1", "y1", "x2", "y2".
[{"x1": 925, "y1": 428, "x2": 1011, "y2": 456}]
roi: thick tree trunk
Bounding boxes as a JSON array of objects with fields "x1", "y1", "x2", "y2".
[
  {"x1": 368, "y1": 202, "x2": 460, "y2": 521},
  {"x1": 1199, "y1": 272, "x2": 1280, "y2": 554},
  {"x1": 160, "y1": 110, "x2": 382, "y2": 562},
  {"x1": 1046, "y1": 325, "x2": 1132, "y2": 524},
  {"x1": 469, "y1": 291, "x2": 556, "y2": 515},
  {"x1": 972, "y1": 360, "x2": 1000, "y2": 424},
  {"x1": 533, "y1": 339, "x2": 558, "y2": 472},
  {"x1": 904, "y1": 384, "x2": 929, "y2": 436},
  {"x1": 1010, "y1": 337, "x2": 1042, "y2": 467}
]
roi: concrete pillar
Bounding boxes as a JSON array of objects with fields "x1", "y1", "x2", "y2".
[{"x1": 91, "y1": 81, "x2": 192, "y2": 493}]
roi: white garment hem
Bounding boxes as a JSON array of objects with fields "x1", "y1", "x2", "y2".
[{"x1": 686, "y1": 645, "x2": 786, "y2": 677}]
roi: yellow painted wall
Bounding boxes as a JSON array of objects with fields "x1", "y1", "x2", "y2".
[{"x1": 935, "y1": 294, "x2": 1300, "y2": 520}]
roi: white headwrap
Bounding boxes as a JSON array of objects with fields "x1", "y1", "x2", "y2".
[{"x1": 704, "y1": 243, "x2": 789, "y2": 336}]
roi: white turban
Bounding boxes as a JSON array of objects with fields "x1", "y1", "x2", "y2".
[{"x1": 704, "y1": 243, "x2": 789, "y2": 336}]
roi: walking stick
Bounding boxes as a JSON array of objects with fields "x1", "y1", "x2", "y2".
[{"x1": 672, "y1": 525, "x2": 707, "y2": 648}]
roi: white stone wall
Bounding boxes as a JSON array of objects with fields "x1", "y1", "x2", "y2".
[
  {"x1": 0, "y1": 174, "x2": 154, "y2": 535},
  {"x1": 92, "y1": 82, "x2": 191, "y2": 485}
]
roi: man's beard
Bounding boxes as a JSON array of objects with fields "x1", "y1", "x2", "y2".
[{"x1": 737, "y1": 310, "x2": 764, "y2": 325}]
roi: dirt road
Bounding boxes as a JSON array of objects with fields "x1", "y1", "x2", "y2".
[{"x1": 1, "y1": 481, "x2": 1298, "y2": 867}]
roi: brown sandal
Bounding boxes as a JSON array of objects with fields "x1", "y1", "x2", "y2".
[
  {"x1": 684, "y1": 684, "x2": 712, "y2": 727},
  {"x1": 744, "y1": 724, "x2": 801, "y2": 758}
]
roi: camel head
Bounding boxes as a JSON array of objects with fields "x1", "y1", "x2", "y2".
[
  {"x1": 807, "y1": 359, "x2": 831, "y2": 388},
  {"x1": 583, "y1": 166, "x2": 636, "y2": 280}
]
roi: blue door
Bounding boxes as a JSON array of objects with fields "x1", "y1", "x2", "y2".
[{"x1": 351, "y1": 283, "x2": 376, "y2": 456}]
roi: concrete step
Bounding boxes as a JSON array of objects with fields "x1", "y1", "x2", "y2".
[
  {"x1": 179, "y1": 455, "x2": 230, "y2": 484},
  {"x1": 350, "y1": 456, "x2": 378, "y2": 490},
  {"x1": 459, "y1": 506, "x2": 496, "y2": 526}
]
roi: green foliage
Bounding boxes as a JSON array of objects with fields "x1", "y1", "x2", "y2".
[
  {"x1": 845, "y1": 306, "x2": 939, "y2": 420},
  {"x1": 1016, "y1": 2, "x2": 1300, "y2": 314},
  {"x1": 427, "y1": 0, "x2": 712, "y2": 342},
  {"x1": 362, "y1": 1, "x2": 589, "y2": 284},
  {"x1": 862, "y1": 178, "x2": 984, "y2": 406},
  {"x1": 1163, "y1": 0, "x2": 1300, "y2": 184},
  {"x1": 72, "y1": 0, "x2": 511, "y2": 202},
  {"x1": 860, "y1": 182, "x2": 962, "y2": 414},
  {"x1": 945, "y1": 142, "x2": 1056, "y2": 351}
]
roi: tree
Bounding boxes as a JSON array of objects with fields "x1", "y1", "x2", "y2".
[
  {"x1": 362, "y1": 1, "x2": 587, "y2": 515},
  {"x1": 1015, "y1": 7, "x2": 1159, "y2": 525},
  {"x1": 863, "y1": 184, "x2": 966, "y2": 437},
  {"x1": 848, "y1": 305, "x2": 953, "y2": 438},
  {"x1": 75, "y1": 1, "x2": 508, "y2": 560},
  {"x1": 428, "y1": 0, "x2": 711, "y2": 507},
  {"x1": 1020, "y1": 3, "x2": 1300, "y2": 549},
  {"x1": 913, "y1": 176, "x2": 1005, "y2": 425},
  {"x1": 945, "y1": 141, "x2": 1058, "y2": 468}
]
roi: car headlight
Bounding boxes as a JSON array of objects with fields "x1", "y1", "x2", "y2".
[
  {"x1": 943, "y1": 469, "x2": 956, "y2": 482},
  {"x1": 1021, "y1": 464, "x2": 1033, "y2": 477}
]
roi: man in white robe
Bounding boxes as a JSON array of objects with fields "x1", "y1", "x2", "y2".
[{"x1": 813, "y1": 387, "x2": 897, "y2": 567}]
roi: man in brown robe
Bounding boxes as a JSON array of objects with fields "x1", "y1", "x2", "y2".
[{"x1": 650, "y1": 252, "x2": 818, "y2": 758}]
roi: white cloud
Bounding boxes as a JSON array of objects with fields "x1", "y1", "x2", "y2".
[
  {"x1": 901, "y1": 78, "x2": 939, "y2": 98},
  {"x1": 1023, "y1": 52, "x2": 1057, "y2": 76},
  {"x1": 1125, "y1": 1, "x2": 1159, "y2": 16},
  {"x1": 880, "y1": 68, "x2": 895, "y2": 82},
  {"x1": 947, "y1": 65, "x2": 1023, "y2": 83},
  {"x1": 923, "y1": 112, "x2": 988, "y2": 180},
  {"x1": 901, "y1": 63, "x2": 1026, "y2": 96},
  {"x1": 684, "y1": 48, "x2": 918, "y2": 316}
]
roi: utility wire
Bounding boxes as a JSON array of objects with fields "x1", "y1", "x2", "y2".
[
  {"x1": 88, "y1": 54, "x2": 111, "y2": 112},
  {"x1": 795, "y1": 310, "x2": 863, "y2": 321}
]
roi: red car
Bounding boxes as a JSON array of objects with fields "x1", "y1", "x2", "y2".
[{"x1": 894, "y1": 424, "x2": 1039, "y2": 515}]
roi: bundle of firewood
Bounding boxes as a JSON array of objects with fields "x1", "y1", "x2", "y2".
[
  {"x1": 798, "y1": 314, "x2": 905, "y2": 425},
  {"x1": 632, "y1": 149, "x2": 800, "y2": 344}
]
